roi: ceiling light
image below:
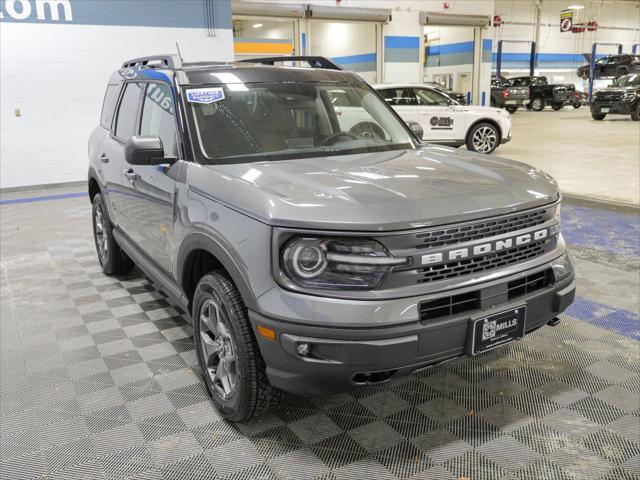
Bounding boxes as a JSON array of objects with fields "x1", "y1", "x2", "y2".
[
  {"x1": 568, "y1": 5, "x2": 584, "y2": 9},
  {"x1": 252, "y1": 23, "x2": 263, "y2": 28}
]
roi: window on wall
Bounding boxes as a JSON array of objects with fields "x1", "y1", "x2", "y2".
[
  {"x1": 140, "y1": 83, "x2": 178, "y2": 157},
  {"x1": 114, "y1": 83, "x2": 143, "y2": 139}
]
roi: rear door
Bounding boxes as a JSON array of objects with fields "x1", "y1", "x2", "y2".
[
  {"x1": 101, "y1": 82, "x2": 145, "y2": 227},
  {"x1": 413, "y1": 87, "x2": 465, "y2": 142}
]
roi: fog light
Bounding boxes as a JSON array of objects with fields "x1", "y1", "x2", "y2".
[{"x1": 297, "y1": 343, "x2": 310, "y2": 357}]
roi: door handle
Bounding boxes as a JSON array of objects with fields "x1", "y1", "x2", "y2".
[
  {"x1": 123, "y1": 169, "x2": 138, "y2": 183},
  {"x1": 99, "y1": 154, "x2": 109, "y2": 164}
]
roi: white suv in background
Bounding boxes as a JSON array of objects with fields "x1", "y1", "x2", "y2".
[{"x1": 372, "y1": 84, "x2": 513, "y2": 154}]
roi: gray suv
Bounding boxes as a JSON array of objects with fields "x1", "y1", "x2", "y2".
[{"x1": 88, "y1": 55, "x2": 575, "y2": 421}]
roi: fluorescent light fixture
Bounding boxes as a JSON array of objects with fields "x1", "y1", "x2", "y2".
[
  {"x1": 567, "y1": 4, "x2": 584, "y2": 9},
  {"x1": 252, "y1": 23, "x2": 263, "y2": 28}
]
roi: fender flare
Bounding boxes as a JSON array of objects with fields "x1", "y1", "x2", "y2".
[{"x1": 176, "y1": 231, "x2": 260, "y2": 312}]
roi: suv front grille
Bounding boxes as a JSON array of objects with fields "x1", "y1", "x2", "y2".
[
  {"x1": 597, "y1": 91, "x2": 623, "y2": 102},
  {"x1": 417, "y1": 238, "x2": 550, "y2": 284},
  {"x1": 414, "y1": 209, "x2": 548, "y2": 250}
]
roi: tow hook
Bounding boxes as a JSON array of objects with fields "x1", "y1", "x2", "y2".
[{"x1": 547, "y1": 317, "x2": 561, "y2": 327}]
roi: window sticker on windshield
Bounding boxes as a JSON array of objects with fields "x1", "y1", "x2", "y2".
[{"x1": 186, "y1": 87, "x2": 225, "y2": 104}]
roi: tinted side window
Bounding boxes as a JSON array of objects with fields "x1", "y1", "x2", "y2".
[
  {"x1": 378, "y1": 88, "x2": 416, "y2": 106},
  {"x1": 114, "y1": 83, "x2": 143, "y2": 139},
  {"x1": 415, "y1": 88, "x2": 449, "y2": 106},
  {"x1": 140, "y1": 83, "x2": 177, "y2": 156},
  {"x1": 100, "y1": 84, "x2": 120, "y2": 129}
]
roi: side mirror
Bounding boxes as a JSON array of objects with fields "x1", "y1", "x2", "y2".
[
  {"x1": 406, "y1": 121, "x2": 424, "y2": 141},
  {"x1": 124, "y1": 135, "x2": 167, "y2": 165}
]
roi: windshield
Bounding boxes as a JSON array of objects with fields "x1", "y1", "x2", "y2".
[
  {"x1": 611, "y1": 74, "x2": 640, "y2": 87},
  {"x1": 186, "y1": 82, "x2": 415, "y2": 164}
]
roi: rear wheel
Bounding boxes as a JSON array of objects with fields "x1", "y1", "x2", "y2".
[
  {"x1": 531, "y1": 97, "x2": 544, "y2": 111},
  {"x1": 580, "y1": 70, "x2": 590, "y2": 80},
  {"x1": 506, "y1": 106, "x2": 518, "y2": 114},
  {"x1": 591, "y1": 112, "x2": 606, "y2": 120},
  {"x1": 552, "y1": 103, "x2": 563, "y2": 111},
  {"x1": 466, "y1": 122, "x2": 500, "y2": 154},
  {"x1": 573, "y1": 102, "x2": 581, "y2": 109},
  {"x1": 92, "y1": 194, "x2": 134, "y2": 275},
  {"x1": 193, "y1": 272, "x2": 282, "y2": 422},
  {"x1": 631, "y1": 103, "x2": 640, "y2": 121}
]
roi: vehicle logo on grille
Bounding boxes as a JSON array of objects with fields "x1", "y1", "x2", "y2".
[{"x1": 421, "y1": 227, "x2": 549, "y2": 266}]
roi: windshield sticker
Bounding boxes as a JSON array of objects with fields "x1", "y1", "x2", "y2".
[{"x1": 186, "y1": 88, "x2": 225, "y2": 104}]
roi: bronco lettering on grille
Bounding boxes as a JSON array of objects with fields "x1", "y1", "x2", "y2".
[{"x1": 421, "y1": 228, "x2": 549, "y2": 265}]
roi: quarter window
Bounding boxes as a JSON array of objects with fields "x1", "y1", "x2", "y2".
[
  {"x1": 100, "y1": 84, "x2": 120, "y2": 129},
  {"x1": 378, "y1": 88, "x2": 417, "y2": 106},
  {"x1": 140, "y1": 83, "x2": 178, "y2": 157},
  {"x1": 114, "y1": 83, "x2": 143, "y2": 139}
]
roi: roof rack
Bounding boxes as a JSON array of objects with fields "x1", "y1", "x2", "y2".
[
  {"x1": 121, "y1": 54, "x2": 182, "y2": 70},
  {"x1": 239, "y1": 56, "x2": 342, "y2": 71}
]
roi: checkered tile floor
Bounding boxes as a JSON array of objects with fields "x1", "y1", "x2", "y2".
[{"x1": 1, "y1": 192, "x2": 638, "y2": 480}]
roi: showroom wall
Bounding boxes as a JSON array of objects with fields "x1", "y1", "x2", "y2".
[
  {"x1": 494, "y1": 0, "x2": 640, "y2": 86},
  {"x1": 0, "y1": 0, "x2": 233, "y2": 189}
]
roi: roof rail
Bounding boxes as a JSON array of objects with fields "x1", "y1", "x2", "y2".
[
  {"x1": 239, "y1": 56, "x2": 342, "y2": 71},
  {"x1": 121, "y1": 54, "x2": 182, "y2": 70}
]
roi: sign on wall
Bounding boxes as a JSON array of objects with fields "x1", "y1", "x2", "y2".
[{"x1": 560, "y1": 9, "x2": 573, "y2": 33}]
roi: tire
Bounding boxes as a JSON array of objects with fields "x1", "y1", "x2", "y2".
[
  {"x1": 552, "y1": 103, "x2": 563, "y2": 111},
  {"x1": 490, "y1": 96, "x2": 497, "y2": 107},
  {"x1": 573, "y1": 103, "x2": 581, "y2": 109},
  {"x1": 193, "y1": 272, "x2": 282, "y2": 422},
  {"x1": 631, "y1": 104, "x2": 640, "y2": 121},
  {"x1": 466, "y1": 122, "x2": 500, "y2": 154},
  {"x1": 506, "y1": 106, "x2": 518, "y2": 114},
  {"x1": 531, "y1": 97, "x2": 544, "y2": 111},
  {"x1": 591, "y1": 112, "x2": 606, "y2": 120},
  {"x1": 615, "y1": 67, "x2": 629, "y2": 78},
  {"x1": 92, "y1": 194, "x2": 134, "y2": 275},
  {"x1": 580, "y1": 70, "x2": 590, "y2": 80}
]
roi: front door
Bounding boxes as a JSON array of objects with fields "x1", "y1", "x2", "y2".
[
  {"x1": 413, "y1": 87, "x2": 466, "y2": 143},
  {"x1": 119, "y1": 82, "x2": 180, "y2": 273}
]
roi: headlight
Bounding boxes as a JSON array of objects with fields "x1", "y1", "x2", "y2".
[
  {"x1": 281, "y1": 237, "x2": 408, "y2": 290},
  {"x1": 551, "y1": 251, "x2": 573, "y2": 281}
]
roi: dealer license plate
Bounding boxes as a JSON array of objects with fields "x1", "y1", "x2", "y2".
[
  {"x1": 469, "y1": 307, "x2": 526, "y2": 355},
  {"x1": 601, "y1": 108, "x2": 610, "y2": 113}
]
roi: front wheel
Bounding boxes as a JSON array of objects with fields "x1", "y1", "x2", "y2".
[
  {"x1": 466, "y1": 122, "x2": 500, "y2": 154},
  {"x1": 591, "y1": 112, "x2": 606, "y2": 120},
  {"x1": 573, "y1": 103, "x2": 581, "y2": 109},
  {"x1": 193, "y1": 272, "x2": 282, "y2": 422},
  {"x1": 552, "y1": 103, "x2": 563, "y2": 111},
  {"x1": 506, "y1": 106, "x2": 518, "y2": 114},
  {"x1": 631, "y1": 104, "x2": 640, "y2": 121},
  {"x1": 92, "y1": 194, "x2": 134, "y2": 275},
  {"x1": 531, "y1": 97, "x2": 545, "y2": 111}
]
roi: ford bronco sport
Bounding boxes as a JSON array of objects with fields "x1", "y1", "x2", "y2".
[{"x1": 89, "y1": 55, "x2": 575, "y2": 421}]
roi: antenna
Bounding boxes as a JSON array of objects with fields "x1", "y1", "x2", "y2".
[{"x1": 176, "y1": 42, "x2": 184, "y2": 63}]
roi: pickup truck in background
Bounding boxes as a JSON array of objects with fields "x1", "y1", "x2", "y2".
[
  {"x1": 502, "y1": 76, "x2": 576, "y2": 111},
  {"x1": 490, "y1": 77, "x2": 530, "y2": 113}
]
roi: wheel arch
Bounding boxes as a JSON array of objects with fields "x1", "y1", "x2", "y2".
[
  {"x1": 177, "y1": 232, "x2": 260, "y2": 316},
  {"x1": 467, "y1": 117, "x2": 503, "y2": 143}
]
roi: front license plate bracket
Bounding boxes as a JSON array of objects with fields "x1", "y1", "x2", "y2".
[{"x1": 466, "y1": 306, "x2": 527, "y2": 355}]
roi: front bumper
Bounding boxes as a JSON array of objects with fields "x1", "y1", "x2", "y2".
[
  {"x1": 591, "y1": 101, "x2": 636, "y2": 115},
  {"x1": 250, "y1": 266, "x2": 575, "y2": 396}
]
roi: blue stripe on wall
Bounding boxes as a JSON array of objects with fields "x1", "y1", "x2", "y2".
[
  {"x1": 0, "y1": 0, "x2": 232, "y2": 29},
  {"x1": 0, "y1": 192, "x2": 87, "y2": 205},
  {"x1": 331, "y1": 53, "x2": 376, "y2": 72},
  {"x1": 385, "y1": 36, "x2": 420, "y2": 49},
  {"x1": 385, "y1": 36, "x2": 420, "y2": 63}
]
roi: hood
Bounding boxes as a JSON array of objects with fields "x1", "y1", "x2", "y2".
[
  {"x1": 598, "y1": 86, "x2": 638, "y2": 94},
  {"x1": 186, "y1": 146, "x2": 559, "y2": 232}
]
